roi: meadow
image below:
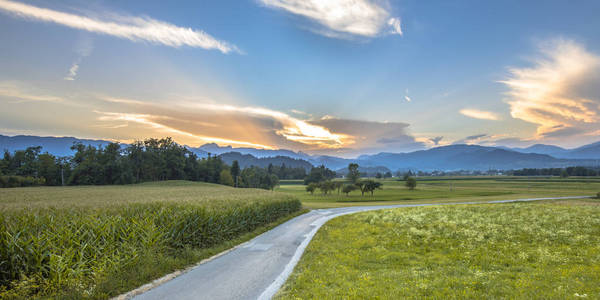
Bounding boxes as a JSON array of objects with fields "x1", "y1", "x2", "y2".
[
  {"x1": 277, "y1": 177, "x2": 600, "y2": 208},
  {"x1": 277, "y1": 198, "x2": 600, "y2": 299},
  {"x1": 0, "y1": 181, "x2": 302, "y2": 299}
]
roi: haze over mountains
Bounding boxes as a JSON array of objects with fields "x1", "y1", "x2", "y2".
[{"x1": 2, "y1": 134, "x2": 599, "y2": 172}]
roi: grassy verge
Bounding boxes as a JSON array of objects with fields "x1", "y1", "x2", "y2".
[
  {"x1": 0, "y1": 181, "x2": 302, "y2": 299},
  {"x1": 277, "y1": 198, "x2": 600, "y2": 299}
]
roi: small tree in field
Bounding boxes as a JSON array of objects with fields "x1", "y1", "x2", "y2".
[
  {"x1": 342, "y1": 184, "x2": 357, "y2": 196},
  {"x1": 405, "y1": 177, "x2": 417, "y2": 190},
  {"x1": 334, "y1": 181, "x2": 343, "y2": 194},
  {"x1": 347, "y1": 163, "x2": 360, "y2": 183},
  {"x1": 306, "y1": 182, "x2": 318, "y2": 194},
  {"x1": 319, "y1": 180, "x2": 336, "y2": 195}
]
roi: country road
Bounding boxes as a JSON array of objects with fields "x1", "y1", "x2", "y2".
[{"x1": 128, "y1": 196, "x2": 591, "y2": 300}]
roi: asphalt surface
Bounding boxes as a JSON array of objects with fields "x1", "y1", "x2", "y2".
[{"x1": 132, "y1": 196, "x2": 591, "y2": 300}]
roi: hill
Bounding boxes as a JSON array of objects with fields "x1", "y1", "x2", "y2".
[{"x1": 218, "y1": 152, "x2": 313, "y2": 170}]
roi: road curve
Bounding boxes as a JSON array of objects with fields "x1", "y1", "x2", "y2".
[{"x1": 130, "y1": 196, "x2": 591, "y2": 300}]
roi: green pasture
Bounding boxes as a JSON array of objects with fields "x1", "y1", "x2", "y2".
[
  {"x1": 278, "y1": 198, "x2": 600, "y2": 299},
  {"x1": 277, "y1": 177, "x2": 600, "y2": 208}
]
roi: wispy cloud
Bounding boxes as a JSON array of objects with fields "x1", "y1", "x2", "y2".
[
  {"x1": 0, "y1": 0, "x2": 240, "y2": 53},
  {"x1": 94, "y1": 95, "x2": 424, "y2": 155},
  {"x1": 459, "y1": 109, "x2": 501, "y2": 121},
  {"x1": 259, "y1": 0, "x2": 402, "y2": 38},
  {"x1": 64, "y1": 36, "x2": 94, "y2": 81},
  {"x1": 0, "y1": 81, "x2": 63, "y2": 103},
  {"x1": 501, "y1": 38, "x2": 600, "y2": 140},
  {"x1": 95, "y1": 110, "x2": 275, "y2": 149}
]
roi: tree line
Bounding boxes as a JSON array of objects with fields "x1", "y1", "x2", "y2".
[
  {"x1": 510, "y1": 166, "x2": 599, "y2": 177},
  {"x1": 0, "y1": 137, "x2": 279, "y2": 190}
]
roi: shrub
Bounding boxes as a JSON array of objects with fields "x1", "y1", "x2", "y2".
[
  {"x1": 0, "y1": 176, "x2": 45, "y2": 188},
  {"x1": 405, "y1": 177, "x2": 417, "y2": 190}
]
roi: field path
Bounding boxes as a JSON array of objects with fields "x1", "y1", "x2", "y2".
[{"x1": 130, "y1": 196, "x2": 590, "y2": 300}]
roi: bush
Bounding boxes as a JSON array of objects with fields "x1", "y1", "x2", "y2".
[
  {"x1": 405, "y1": 177, "x2": 417, "y2": 190},
  {"x1": 596, "y1": 192, "x2": 600, "y2": 199},
  {"x1": 0, "y1": 176, "x2": 45, "y2": 188}
]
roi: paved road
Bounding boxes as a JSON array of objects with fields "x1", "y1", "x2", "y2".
[{"x1": 132, "y1": 196, "x2": 591, "y2": 300}]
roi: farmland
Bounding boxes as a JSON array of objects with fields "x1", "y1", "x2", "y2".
[
  {"x1": 277, "y1": 177, "x2": 600, "y2": 208},
  {"x1": 0, "y1": 181, "x2": 301, "y2": 299},
  {"x1": 277, "y1": 198, "x2": 600, "y2": 299}
]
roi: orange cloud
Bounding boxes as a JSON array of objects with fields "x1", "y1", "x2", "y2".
[{"x1": 501, "y1": 39, "x2": 600, "y2": 140}]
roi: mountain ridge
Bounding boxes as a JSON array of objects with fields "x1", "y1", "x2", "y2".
[{"x1": 1, "y1": 134, "x2": 599, "y2": 171}]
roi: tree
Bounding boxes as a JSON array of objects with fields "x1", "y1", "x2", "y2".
[
  {"x1": 347, "y1": 163, "x2": 360, "y2": 183},
  {"x1": 357, "y1": 179, "x2": 382, "y2": 196},
  {"x1": 306, "y1": 182, "x2": 318, "y2": 194},
  {"x1": 268, "y1": 174, "x2": 279, "y2": 191},
  {"x1": 365, "y1": 180, "x2": 382, "y2": 196},
  {"x1": 384, "y1": 171, "x2": 392, "y2": 178},
  {"x1": 304, "y1": 165, "x2": 335, "y2": 185},
  {"x1": 405, "y1": 177, "x2": 417, "y2": 190},
  {"x1": 267, "y1": 163, "x2": 274, "y2": 174},
  {"x1": 231, "y1": 160, "x2": 240, "y2": 187},
  {"x1": 318, "y1": 180, "x2": 336, "y2": 195},
  {"x1": 219, "y1": 169, "x2": 234, "y2": 186},
  {"x1": 342, "y1": 184, "x2": 357, "y2": 196},
  {"x1": 334, "y1": 181, "x2": 343, "y2": 194},
  {"x1": 560, "y1": 169, "x2": 569, "y2": 178}
]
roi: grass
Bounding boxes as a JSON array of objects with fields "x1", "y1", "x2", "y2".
[
  {"x1": 277, "y1": 198, "x2": 600, "y2": 299},
  {"x1": 277, "y1": 177, "x2": 600, "y2": 208},
  {"x1": 0, "y1": 181, "x2": 302, "y2": 299}
]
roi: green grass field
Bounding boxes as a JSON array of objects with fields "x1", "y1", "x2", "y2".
[
  {"x1": 277, "y1": 177, "x2": 600, "y2": 208},
  {"x1": 277, "y1": 198, "x2": 600, "y2": 299},
  {"x1": 0, "y1": 181, "x2": 301, "y2": 299}
]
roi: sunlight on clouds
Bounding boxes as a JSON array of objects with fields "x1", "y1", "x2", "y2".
[
  {"x1": 259, "y1": 0, "x2": 402, "y2": 38},
  {"x1": 0, "y1": 0, "x2": 240, "y2": 53},
  {"x1": 95, "y1": 111, "x2": 275, "y2": 149},
  {"x1": 459, "y1": 109, "x2": 500, "y2": 121},
  {"x1": 501, "y1": 39, "x2": 600, "y2": 139},
  {"x1": 0, "y1": 81, "x2": 64, "y2": 103},
  {"x1": 187, "y1": 102, "x2": 353, "y2": 148}
]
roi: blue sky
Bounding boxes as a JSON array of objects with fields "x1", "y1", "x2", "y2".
[{"x1": 1, "y1": 0, "x2": 599, "y2": 157}]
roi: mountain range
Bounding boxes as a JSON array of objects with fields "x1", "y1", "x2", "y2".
[{"x1": 1, "y1": 134, "x2": 599, "y2": 171}]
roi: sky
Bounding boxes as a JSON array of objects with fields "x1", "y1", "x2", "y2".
[{"x1": 0, "y1": 0, "x2": 599, "y2": 157}]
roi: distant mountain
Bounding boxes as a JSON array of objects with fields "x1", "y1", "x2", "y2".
[
  {"x1": 511, "y1": 141, "x2": 600, "y2": 159},
  {"x1": 0, "y1": 134, "x2": 114, "y2": 157},
  {"x1": 356, "y1": 144, "x2": 598, "y2": 171},
  {"x1": 218, "y1": 152, "x2": 313, "y2": 170},
  {"x1": 191, "y1": 143, "x2": 312, "y2": 160},
  {"x1": 2, "y1": 134, "x2": 598, "y2": 171},
  {"x1": 511, "y1": 144, "x2": 568, "y2": 156},
  {"x1": 563, "y1": 141, "x2": 600, "y2": 159}
]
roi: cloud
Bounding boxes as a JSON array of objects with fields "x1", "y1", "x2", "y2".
[
  {"x1": 64, "y1": 36, "x2": 94, "y2": 81},
  {"x1": 95, "y1": 110, "x2": 274, "y2": 149},
  {"x1": 0, "y1": 0, "x2": 240, "y2": 53},
  {"x1": 459, "y1": 109, "x2": 501, "y2": 121},
  {"x1": 452, "y1": 133, "x2": 489, "y2": 145},
  {"x1": 0, "y1": 81, "x2": 64, "y2": 103},
  {"x1": 310, "y1": 117, "x2": 425, "y2": 154},
  {"x1": 259, "y1": 0, "x2": 402, "y2": 38},
  {"x1": 93, "y1": 96, "x2": 424, "y2": 155},
  {"x1": 501, "y1": 38, "x2": 600, "y2": 140},
  {"x1": 429, "y1": 136, "x2": 443, "y2": 145}
]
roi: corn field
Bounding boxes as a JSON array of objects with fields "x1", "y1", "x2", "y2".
[{"x1": 0, "y1": 181, "x2": 301, "y2": 298}]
